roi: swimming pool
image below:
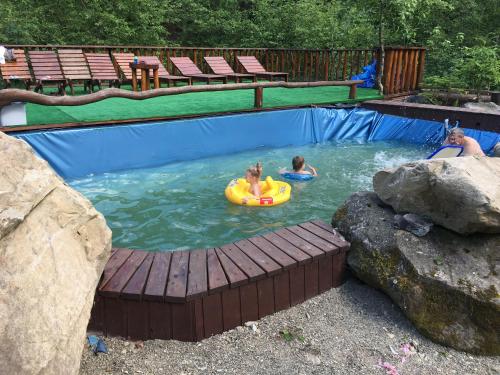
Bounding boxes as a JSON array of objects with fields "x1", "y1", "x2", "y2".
[
  {"x1": 69, "y1": 140, "x2": 431, "y2": 250},
  {"x1": 16, "y1": 107, "x2": 500, "y2": 251}
]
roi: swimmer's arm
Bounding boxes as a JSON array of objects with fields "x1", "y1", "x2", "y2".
[{"x1": 307, "y1": 164, "x2": 318, "y2": 176}]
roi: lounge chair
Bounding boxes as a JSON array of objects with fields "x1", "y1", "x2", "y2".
[
  {"x1": 138, "y1": 56, "x2": 191, "y2": 86},
  {"x1": 84, "y1": 52, "x2": 121, "y2": 90},
  {"x1": 111, "y1": 52, "x2": 135, "y2": 83},
  {"x1": 203, "y1": 56, "x2": 256, "y2": 83},
  {"x1": 0, "y1": 49, "x2": 32, "y2": 90},
  {"x1": 170, "y1": 57, "x2": 227, "y2": 84},
  {"x1": 57, "y1": 49, "x2": 92, "y2": 94},
  {"x1": 237, "y1": 56, "x2": 288, "y2": 82},
  {"x1": 28, "y1": 50, "x2": 67, "y2": 94}
]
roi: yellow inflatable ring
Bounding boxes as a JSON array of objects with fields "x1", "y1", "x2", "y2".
[{"x1": 225, "y1": 176, "x2": 291, "y2": 207}]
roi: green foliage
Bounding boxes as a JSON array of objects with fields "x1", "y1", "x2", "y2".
[
  {"x1": 456, "y1": 46, "x2": 500, "y2": 93},
  {"x1": 0, "y1": 0, "x2": 499, "y2": 90}
]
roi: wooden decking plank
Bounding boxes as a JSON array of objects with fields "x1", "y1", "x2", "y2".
[
  {"x1": 100, "y1": 250, "x2": 149, "y2": 297},
  {"x1": 143, "y1": 252, "x2": 171, "y2": 301},
  {"x1": 214, "y1": 248, "x2": 248, "y2": 288},
  {"x1": 248, "y1": 236, "x2": 297, "y2": 269},
  {"x1": 274, "y1": 228, "x2": 325, "y2": 259},
  {"x1": 186, "y1": 249, "x2": 208, "y2": 300},
  {"x1": 207, "y1": 248, "x2": 229, "y2": 293},
  {"x1": 165, "y1": 250, "x2": 190, "y2": 302},
  {"x1": 219, "y1": 244, "x2": 265, "y2": 281},
  {"x1": 262, "y1": 232, "x2": 311, "y2": 264},
  {"x1": 121, "y1": 253, "x2": 155, "y2": 300},
  {"x1": 288, "y1": 225, "x2": 337, "y2": 254},
  {"x1": 99, "y1": 248, "x2": 133, "y2": 288},
  {"x1": 310, "y1": 220, "x2": 350, "y2": 250},
  {"x1": 233, "y1": 239, "x2": 281, "y2": 276},
  {"x1": 298, "y1": 222, "x2": 342, "y2": 254}
]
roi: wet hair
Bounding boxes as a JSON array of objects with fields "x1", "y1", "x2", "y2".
[
  {"x1": 292, "y1": 156, "x2": 305, "y2": 172},
  {"x1": 449, "y1": 128, "x2": 464, "y2": 136},
  {"x1": 247, "y1": 162, "x2": 263, "y2": 179}
]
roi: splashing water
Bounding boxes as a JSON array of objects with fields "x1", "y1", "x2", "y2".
[{"x1": 70, "y1": 140, "x2": 431, "y2": 251}]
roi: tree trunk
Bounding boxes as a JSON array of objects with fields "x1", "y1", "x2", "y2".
[{"x1": 377, "y1": 0, "x2": 385, "y2": 94}]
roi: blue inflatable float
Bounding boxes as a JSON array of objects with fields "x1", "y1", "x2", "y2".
[{"x1": 281, "y1": 172, "x2": 315, "y2": 181}]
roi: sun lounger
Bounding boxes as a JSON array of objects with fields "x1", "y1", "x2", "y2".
[
  {"x1": 112, "y1": 52, "x2": 135, "y2": 83},
  {"x1": 57, "y1": 49, "x2": 92, "y2": 94},
  {"x1": 237, "y1": 55, "x2": 288, "y2": 82},
  {"x1": 84, "y1": 52, "x2": 121, "y2": 90},
  {"x1": 170, "y1": 57, "x2": 227, "y2": 84},
  {"x1": 28, "y1": 50, "x2": 67, "y2": 94},
  {"x1": 0, "y1": 49, "x2": 32, "y2": 90},
  {"x1": 203, "y1": 56, "x2": 256, "y2": 83},
  {"x1": 138, "y1": 56, "x2": 191, "y2": 86}
]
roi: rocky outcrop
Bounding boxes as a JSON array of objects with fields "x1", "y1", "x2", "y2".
[
  {"x1": 0, "y1": 132, "x2": 112, "y2": 374},
  {"x1": 373, "y1": 157, "x2": 500, "y2": 235},
  {"x1": 332, "y1": 192, "x2": 499, "y2": 355}
]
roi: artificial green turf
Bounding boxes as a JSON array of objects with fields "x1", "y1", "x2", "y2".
[{"x1": 25, "y1": 85, "x2": 382, "y2": 126}]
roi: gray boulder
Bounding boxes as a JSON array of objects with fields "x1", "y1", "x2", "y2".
[
  {"x1": 332, "y1": 192, "x2": 499, "y2": 355},
  {"x1": 373, "y1": 157, "x2": 500, "y2": 234},
  {"x1": 0, "y1": 132, "x2": 112, "y2": 374}
]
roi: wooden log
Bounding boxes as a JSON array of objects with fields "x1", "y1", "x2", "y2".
[
  {"x1": 0, "y1": 80, "x2": 364, "y2": 107},
  {"x1": 254, "y1": 87, "x2": 263, "y2": 108},
  {"x1": 417, "y1": 49, "x2": 426, "y2": 89}
]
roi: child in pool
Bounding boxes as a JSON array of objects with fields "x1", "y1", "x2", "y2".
[
  {"x1": 282, "y1": 156, "x2": 318, "y2": 176},
  {"x1": 245, "y1": 162, "x2": 263, "y2": 197},
  {"x1": 241, "y1": 162, "x2": 263, "y2": 204}
]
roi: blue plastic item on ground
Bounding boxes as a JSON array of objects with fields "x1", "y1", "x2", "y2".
[
  {"x1": 427, "y1": 145, "x2": 464, "y2": 159},
  {"x1": 351, "y1": 60, "x2": 377, "y2": 88},
  {"x1": 87, "y1": 335, "x2": 108, "y2": 355},
  {"x1": 281, "y1": 172, "x2": 314, "y2": 181}
]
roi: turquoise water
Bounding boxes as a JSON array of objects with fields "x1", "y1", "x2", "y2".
[{"x1": 70, "y1": 141, "x2": 432, "y2": 251}]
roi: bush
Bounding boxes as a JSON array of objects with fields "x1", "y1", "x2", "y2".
[{"x1": 456, "y1": 46, "x2": 500, "y2": 95}]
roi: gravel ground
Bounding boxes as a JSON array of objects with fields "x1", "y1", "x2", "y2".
[{"x1": 80, "y1": 277, "x2": 500, "y2": 375}]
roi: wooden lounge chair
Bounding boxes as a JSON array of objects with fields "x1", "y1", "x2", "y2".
[
  {"x1": 204, "y1": 56, "x2": 256, "y2": 83},
  {"x1": 28, "y1": 50, "x2": 67, "y2": 94},
  {"x1": 57, "y1": 49, "x2": 92, "y2": 94},
  {"x1": 170, "y1": 57, "x2": 227, "y2": 84},
  {"x1": 237, "y1": 56, "x2": 288, "y2": 82},
  {"x1": 84, "y1": 52, "x2": 121, "y2": 90},
  {"x1": 138, "y1": 56, "x2": 191, "y2": 86},
  {"x1": 0, "y1": 49, "x2": 32, "y2": 90},
  {"x1": 112, "y1": 52, "x2": 136, "y2": 83}
]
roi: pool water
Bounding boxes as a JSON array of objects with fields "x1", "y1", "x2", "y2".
[{"x1": 70, "y1": 141, "x2": 432, "y2": 251}]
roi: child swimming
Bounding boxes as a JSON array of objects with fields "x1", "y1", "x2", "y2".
[{"x1": 282, "y1": 156, "x2": 318, "y2": 176}]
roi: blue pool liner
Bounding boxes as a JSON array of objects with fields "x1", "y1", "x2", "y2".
[{"x1": 15, "y1": 108, "x2": 500, "y2": 180}]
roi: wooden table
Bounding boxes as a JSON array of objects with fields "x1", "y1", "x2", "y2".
[{"x1": 129, "y1": 62, "x2": 160, "y2": 91}]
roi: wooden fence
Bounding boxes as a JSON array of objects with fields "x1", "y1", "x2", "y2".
[{"x1": 5, "y1": 45, "x2": 426, "y2": 96}]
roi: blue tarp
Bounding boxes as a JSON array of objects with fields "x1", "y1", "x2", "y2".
[
  {"x1": 351, "y1": 60, "x2": 377, "y2": 88},
  {"x1": 15, "y1": 108, "x2": 500, "y2": 180}
]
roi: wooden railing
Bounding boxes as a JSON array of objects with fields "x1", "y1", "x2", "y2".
[
  {"x1": 4, "y1": 45, "x2": 426, "y2": 96},
  {"x1": 382, "y1": 47, "x2": 426, "y2": 96}
]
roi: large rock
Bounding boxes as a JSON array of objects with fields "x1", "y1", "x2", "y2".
[
  {"x1": 373, "y1": 157, "x2": 500, "y2": 234},
  {"x1": 0, "y1": 132, "x2": 111, "y2": 374},
  {"x1": 332, "y1": 192, "x2": 499, "y2": 355}
]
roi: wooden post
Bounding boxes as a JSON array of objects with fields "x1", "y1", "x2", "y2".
[
  {"x1": 153, "y1": 67, "x2": 160, "y2": 89},
  {"x1": 131, "y1": 66, "x2": 138, "y2": 92},
  {"x1": 141, "y1": 68, "x2": 149, "y2": 91},
  {"x1": 324, "y1": 51, "x2": 329, "y2": 80},
  {"x1": 393, "y1": 49, "x2": 402, "y2": 94},
  {"x1": 416, "y1": 49, "x2": 426, "y2": 89},
  {"x1": 254, "y1": 87, "x2": 263, "y2": 108},
  {"x1": 411, "y1": 50, "x2": 420, "y2": 90},
  {"x1": 342, "y1": 51, "x2": 347, "y2": 80},
  {"x1": 349, "y1": 83, "x2": 357, "y2": 99},
  {"x1": 384, "y1": 49, "x2": 394, "y2": 95}
]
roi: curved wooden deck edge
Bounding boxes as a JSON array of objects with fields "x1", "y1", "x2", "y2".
[
  {"x1": 0, "y1": 80, "x2": 363, "y2": 107},
  {"x1": 88, "y1": 220, "x2": 350, "y2": 342}
]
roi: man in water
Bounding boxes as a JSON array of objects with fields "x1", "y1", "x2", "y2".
[{"x1": 444, "y1": 128, "x2": 485, "y2": 156}]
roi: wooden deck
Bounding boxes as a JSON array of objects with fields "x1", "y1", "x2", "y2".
[{"x1": 88, "y1": 220, "x2": 350, "y2": 341}]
